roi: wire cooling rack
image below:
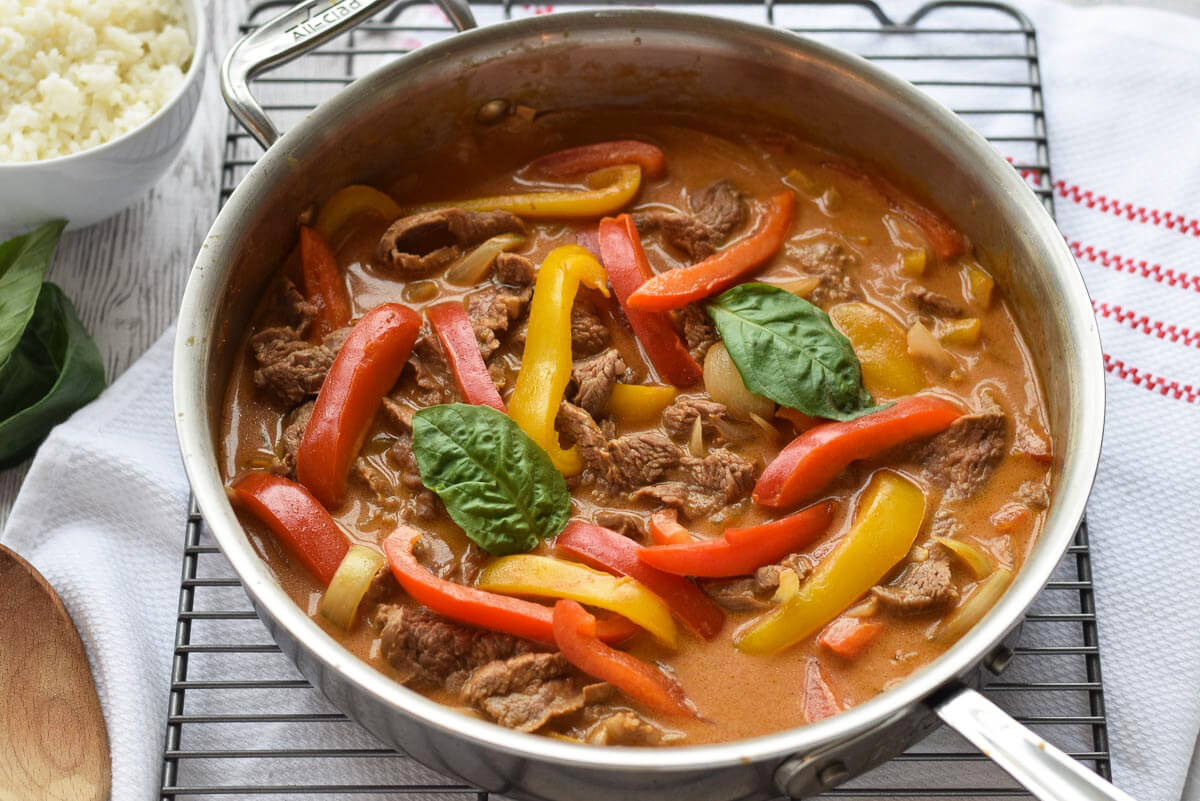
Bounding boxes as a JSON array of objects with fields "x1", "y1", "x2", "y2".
[{"x1": 160, "y1": 1, "x2": 1110, "y2": 797}]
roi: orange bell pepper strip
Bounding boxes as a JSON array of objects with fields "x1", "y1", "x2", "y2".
[
  {"x1": 754, "y1": 395, "x2": 963, "y2": 510},
  {"x1": 299, "y1": 226, "x2": 352, "y2": 340},
  {"x1": 523, "y1": 141, "x2": 667, "y2": 181},
  {"x1": 638, "y1": 501, "x2": 836, "y2": 578},
  {"x1": 648, "y1": 509, "x2": 692, "y2": 546},
  {"x1": 818, "y1": 617, "x2": 884, "y2": 659},
  {"x1": 552, "y1": 599, "x2": 698, "y2": 718},
  {"x1": 801, "y1": 659, "x2": 841, "y2": 723},
  {"x1": 626, "y1": 191, "x2": 796, "y2": 312},
  {"x1": 824, "y1": 162, "x2": 966, "y2": 262},
  {"x1": 231, "y1": 472, "x2": 349, "y2": 586},
  {"x1": 597, "y1": 214, "x2": 703, "y2": 386},
  {"x1": 297, "y1": 303, "x2": 421, "y2": 507},
  {"x1": 382, "y1": 527, "x2": 637, "y2": 645},
  {"x1": 427, "y1": 301, "x2": 505, "y2": 412},
  {"x1": 555, "y1": 521, "x2": 725, "y2": 640}
]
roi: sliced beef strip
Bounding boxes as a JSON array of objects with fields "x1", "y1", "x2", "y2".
[
  {"x1": 353, "y1": 457, "x2": 398, "y2": 509},
  {"x1": 871, "y1": 558, "x2": 959, "y2": 613},
  {"x1": 494, "y1": 251, "x2": 536, "y2": 286},
  {"x1": 919, "y1": 408, "x2": 1007, "y2": 501},
  {"x1": 791, "y1": 238, "x2": 860, "y2": 307},
  {"x1": 570, "y1": 349, "x2": 627, "y2": 417},
  {"x1": 1015, "y1": 480, "x2": 1051, "y2": 509},
  {"x1": 571, "y1": 302, "x2": 610, "y2": 357},
  {"x1": 382, "y1": 396, "x2": 416, "y2": 432},
  {"x1": 555, "y1": 402, "x2": 682, "y2": 491},
  {"x1": 270, "y1": 401, "x2": 313, "y2": 477},
  {"x1": 606, "y1": 432, "x2": 682, "y2": 489},
  {"x1": 555, "y1": 401, "x2": 611, "y2": 476},
  {"x1": 592, "y1": 510, "x2": 648, "y2": 541},
  {"x1": 583, "y1": 709, "x2": 674, "y2": 746},
  {"x1": 633, "y1": 180, "x2": 747, "y2": 261},
  {"x1": 702, "y1": 552, "x2": 812, "y2": 611},
  {"x1": 406, "y1": 329, "x2": 458, "y2": 406},
  {"x1": 390, "y1": 435, "x2": 440, "y2": 521},
  {"x1": 677, "y1": 303, "x2": 720, "y2": 364},
  {"x1": 906, "y1": 286, "x2": 964, "y2": 318},
  {"x1": 633, "y1": 448, "x2": 758, "y2": 520},
  {"x1": 377, "y1": 208, "x2": 526, "y2": 274},
  {"x1": 459, "y1": 652, "x2": 599, "y2": 733},
  {"x1": 378, "y1": 605, "x2": 538, "y2": 688},
  {"x1": 678, "y1": 449, "x2": 758, "y2": 502},
  {"x1": 251, "y1": 325, "x2": 349, "y2": 408},
  {"x1": 467, "y1": 285, "x2": 533, "y2": 360},
  {"x1": 661, "y1": 396, "x2": 728, "y2": 440}
]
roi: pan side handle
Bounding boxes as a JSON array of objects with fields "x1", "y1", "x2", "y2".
[
  {"x1": 221, "y1": 0, "x2": 477, "y2": 149},
  {"x1": 938, "y1": 686, "x2": 1136, "y2": 801}
]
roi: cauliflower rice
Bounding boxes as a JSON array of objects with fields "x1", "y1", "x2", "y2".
[{"x1": 0, "y1": 0, "x2": 193, "y2": 163}]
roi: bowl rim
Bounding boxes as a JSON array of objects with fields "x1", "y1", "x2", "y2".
[
  {"x1": 174, "y1": 7, "x2": 1105, "y2": 774},
  {"x1": 0, "y1": 0, "x2": 209, "y2": 171}
]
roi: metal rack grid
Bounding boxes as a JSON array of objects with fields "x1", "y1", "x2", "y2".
[{"x1": 161, "y1": 1, "x2": 1109, "y2": 797}]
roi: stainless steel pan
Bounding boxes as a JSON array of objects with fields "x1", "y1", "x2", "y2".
[{"x1": 174, "y1": 1, "x2": 1121, "y2": 798}]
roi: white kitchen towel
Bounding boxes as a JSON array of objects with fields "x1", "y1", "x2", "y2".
[{"x1": 4, "y1": 1, "x2": 1200, "y2": 800}]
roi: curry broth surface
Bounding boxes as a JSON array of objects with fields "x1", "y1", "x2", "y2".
[{"x1": 220, "y1": 110, "x2": 1052, "y2": 745}]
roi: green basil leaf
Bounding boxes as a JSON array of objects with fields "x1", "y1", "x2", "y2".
[
  {"x1": 412, "y1": 403, "x2": 571, "y2": 556},
  {"x1": 0, "y1": 220, "x2": 67, "y2": 367},
  {"x1": 707, "y1": 283, "x2": 877, "y2": 421},
  {"x1": 0, "y1": 282, "x2": 106, "y2": 468}
]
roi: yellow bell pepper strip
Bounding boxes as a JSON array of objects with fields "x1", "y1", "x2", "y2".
[
  {"x1": 477, "y1": 554, "x2": 678, "y2": 648},
  {"x1": 737, "y1": 470, "x2": 926, "y2": 655},
  {"x1": 417, "y1": 164, "x2": 642, "y2": 220},
  {"x1": 508, "y1": 246, "x2": 610, "y2": 474},
  {"x1": 607, "y1": 383, "x2": 678, "y2": 425},
  {"x1": 314, "y1": 185, "x2": 402, "y2": 241},
  {"x1": 318, "y1": 545, "x2": 386, "y2": 630},
  {"x1": 829, "y1": 301, "x2": 925, "y2": 399}
]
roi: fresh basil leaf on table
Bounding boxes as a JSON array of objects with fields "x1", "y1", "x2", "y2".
[
  {"x1": 0, "y1": 222, "x2": 106, "y2": 468},
  {"x1": 706, "y1": 282, "x2": 880, "y2": 421},
  {"x1": 412, "y1": 403, "x2": 571, "y2": 556},
  {"x1": 0, "y1": 220, "x2": 66, "y2": 364}
]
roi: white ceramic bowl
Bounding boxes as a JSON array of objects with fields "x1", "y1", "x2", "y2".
[{"x1": 0, "y1": 0, "x2": 208, "y2": 236}]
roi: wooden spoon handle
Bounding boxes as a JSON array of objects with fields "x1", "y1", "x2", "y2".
[{"x1": 0, "y1": 544, "x2": 111, "y2": 801}]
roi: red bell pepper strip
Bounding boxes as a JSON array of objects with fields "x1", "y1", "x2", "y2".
[
  {"x1": 648, "y1": 509, "x2": 692, "y2": 546},
  {"x1": 299, "y1": 226, "x2": 352, "y2": 340},
  {"x1": 231, "y1": 472, "x2": 349, "y2": 586},
  {"x1": 824, "y1": 162, "x2": 966, "y2": 262},
  {"x1": 818, "y1": 617, "x2": 883, "y2": 659},
  {"x1": 598, "y1": 214, "x2": 703, "y2": 386},
  {"x1": 802, "y1": 658, "x2": 841, "y2": 723},
  {"x1": 626, "y1": 191, "x2": 796, "y2": 312},
  {"x1": 555, "y1": 521, "x2": 725, "y2": 640},
  {"x1": 524, "y1": 141, "x2": 667, "y2": 181},
  {"x1": 297, "y1": 303, "x2": 421, "y2": 507},
  {"x1": 427, "y1": 301, "x2": 506, "y2": 412},
  {"x1": 382, "y1": 527, "x2": 637, "y2": 645},
  {"x1": 776, "y1": 407, "x2": 821, "y2": 433},
  {"x1": 552, "y1": 599, "x2": 698, "y2": 717},
  {"x1": 638, "y1": 501, "x2": 835, "y2": 578},
  {"x1": 754, "y1": 395, "x2": 963, "y2": 510}
]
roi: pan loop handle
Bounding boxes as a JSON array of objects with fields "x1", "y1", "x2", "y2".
[
  {"x1": 937, "y1": 686, "x2": 1137, "y2": 801},
  {"x1": 221, "y1": 0, "x2": 477, "y2": 149}
]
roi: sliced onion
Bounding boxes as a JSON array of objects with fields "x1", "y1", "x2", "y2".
[
  {"x1": 907, "y1": 321, "x2": 956, "y2": 375},
  {"x1": 882, "y1": 212, "x2": 927, "y2": 250},
  {"x1": 930, "y1": 568, "x2": 1012, "y2": 643},
  {"x1": 443, "y1": 233, "x2": 526, "y2": 286},
  {"x1": 845, "y1": 596, "x2": 879, "y2": 618},
  {"x1": 935, "y1": 536, "x2": 994, "y2": 579},
  {"x1": 688, "y1": 415, "x2": 705, "y2": 458},
  {"x1": 318, "y1": 545, "x2": 386, "y2": 630},
  {"x1": 703, "y1": 342, "x2": 774, "y2": 421},
  {"x1": 748, "y1": 411, "x2": 779, "y2": 442}
]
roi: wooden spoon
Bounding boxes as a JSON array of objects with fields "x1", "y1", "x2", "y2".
[{"x1": 0, "y1": 544, "x2": 111, "y2": 801}]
